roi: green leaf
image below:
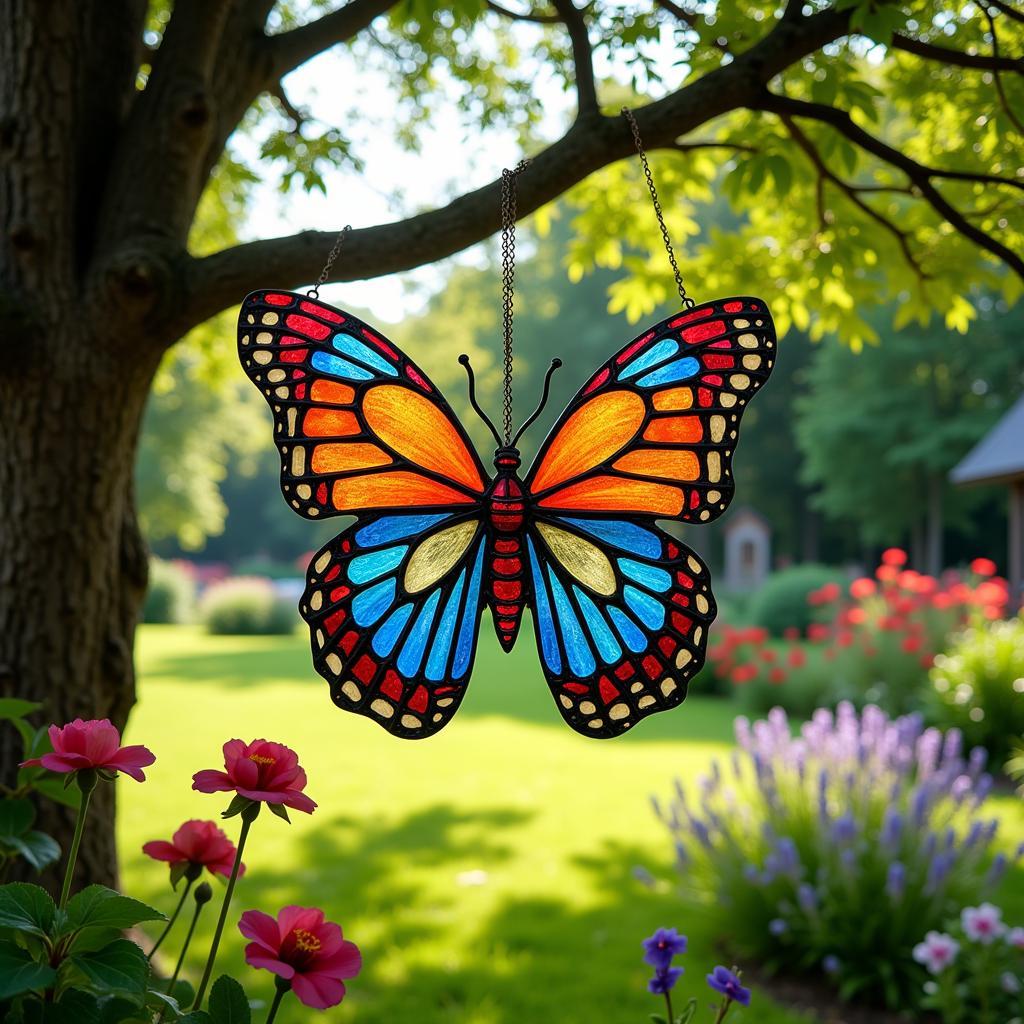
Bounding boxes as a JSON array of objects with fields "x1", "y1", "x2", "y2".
[
  {"x1": 177, "y1": 1014, "x2": 214, "y2": 1024},
  {"x1": 67, "y1": 938, "x2": 150, "y2": 997},
  {"x1": 267, "y1": 802, "x2": 290, "y2": 824},
  {"x1": 0, "y1": 939, "x2": 56, "y2": 998},
  {"x1": 2, "y1": 830, "x2": 62, "y2": 872},
  {"x1": 62, "y1": 885, "x2": 165, "y2": 938},
  {"x1": 167, "y1": 978, "x2": 196, "y2": 1009},
  {"x1": 97, "y1": 997, "x2": 150, "y2": 1024},
  {"x1": 0, "y1": 799, "x2": 35, "y2": 838},
  {"x1": 208, "y1": 975, "x2": 251, "y2": 1024},
  {"x1": 221, "y1": 794, "x2": 256, "y2": 820},
  {"x1": 0, "y1": 698, "x2": 42, "y2": 721},
  {"x1": 0, "y1": 882, "x2": 56, "y2": 937},
  {"x1": 47, "y1": 988, "x2": 102, "y2": 1024}
]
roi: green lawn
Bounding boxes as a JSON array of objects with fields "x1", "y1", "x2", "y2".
[{"x1": 120, "y1": 625, "x2": 1023, "y2": 1024}]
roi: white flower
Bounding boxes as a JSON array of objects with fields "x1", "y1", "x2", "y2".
[
  {"x1": 961, "y1": 903, "x2": 1007, "y2": 945},
  {"x1": 1008, "y1": 926, "x2": 1024, "y2": 951},
  {"x1": 1001, "y1": 972, "x2": 1021, "y2": 995},
  {"x1": 913, "y1": 931, "x2": 960, "y2": 974}
]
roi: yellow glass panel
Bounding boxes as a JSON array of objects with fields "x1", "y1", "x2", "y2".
[
  {"x1": 652, "y1": 387, "x2": 693, "y2": 411},
  {"x1": 311, "y1": 443, "x2": 392, "y2": 474},
  {"x1": 536, "y1": 523, "x2": 616, "y2": 596},
  {"x1": 363, "y1": 386, "x2": 483, "y2": 492},
  {"x1": 404, "y1": 520, "x2": 479, "y2": 593},
  {"x1": 531, "y1": 391, "x2": 644, "y2": 493}
]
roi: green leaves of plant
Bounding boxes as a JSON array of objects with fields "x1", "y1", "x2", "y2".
[
  {"x1": 207, "y1": 975, "x2": 251, "y2": 1024},
  {"x1": 62, "y1": 885, "x2": 164, "y2": 936},
  {"x1": 0, "y1": 883, "x2": 56, "y2": 937},
  {"x1": 65, "y1": 938, "x2": 150, "y2": 997},
  {"x1": 0, "y1": 939, "x2": 56, "y2": 999},
  {"x1": 0, "y1": 801, "x2": 61, "y2": 873}
]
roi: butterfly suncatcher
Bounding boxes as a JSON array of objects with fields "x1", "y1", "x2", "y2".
[{"x1": 237, "y1": 290, "x2": 775, "y2": 739}]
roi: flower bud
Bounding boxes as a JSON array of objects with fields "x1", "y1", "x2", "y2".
[{"x1": 194, "y1": 881, "x2": 214, "y2": 905}]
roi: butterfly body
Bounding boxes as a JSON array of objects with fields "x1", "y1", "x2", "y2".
[{"x1": 239, "y1": 290, "x2": 776, "y2": 739}]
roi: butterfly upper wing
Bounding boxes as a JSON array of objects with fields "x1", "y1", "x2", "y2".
[
  {"x1": 301, "y1": 511, "x2": 488, "y2": 738},
  {"x1": 238, "y1": 290, "x2": 490, "y2": 518},
  {"x1": 522, "y1": 297, "x2": 775, "y2": 737},
  {"x1": 524, "y1": 297, "x2": 775, "y2": 524},
  {"x1": 237, "y1": 290, "x2": 492, "y2": 738}
]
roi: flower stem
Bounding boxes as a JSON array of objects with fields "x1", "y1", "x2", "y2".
[
  {"x1": 157, "y1": 890, "x2": 209, "y2": 1023},
  {"x1": 266, "y1": 978, "x2": 291, "y2": 1024},
  {"x1": 59, "y1": 771, "x2": 97, "y2": 909},
  {"x1": 192, "y1": 808, "x2": 256, "y2": 1010},
  {"x1": 663, "y1": 988, "x2": 675, "y2": 1024},
  {"x1": 713, "y1": 996, "x2": 733, "y2": 1024},
  {"x1": 148, "y1": 877, "x2": 195, "y2": 960}
]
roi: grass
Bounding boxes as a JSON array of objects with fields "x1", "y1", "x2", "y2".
[{"x1": 120, "y1": 624, "x2": 1023, "y2": 1024}]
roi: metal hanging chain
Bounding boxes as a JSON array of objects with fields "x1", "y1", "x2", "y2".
[
  {"x1": 308, "y1": 223, "x2": 353, "y2": 299},
  {"x1": 621, "y1": 106, "x2": 695, "y2": 310},
  {"x1": 500, "y1": 159, "x2": 530, "y2": 446}
]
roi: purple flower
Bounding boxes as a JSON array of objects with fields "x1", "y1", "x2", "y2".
[
  {"x1": 706, "y1": 966, "x2": 751, "y2": 1006},
  {"x1": 913, "y1": 931, "x2": 959, "y2": 974},
  {"x1": 961, "y1": 903, "x2": 1006, "y2": 944},
  {"x1": 642, "y1": 927, "x2": 688, "y2": 969},
  {"x1": 1008, "y1": 926, "x2": 1024, "y2": 951},
  {"x1": 886, "y1": 861, "x2": 905, "y2": 900},
  {"x1": 822, "y1": 955, "x2": 840, "y2": 975},
  {"x1": 769, "y1": 918, "x2": 788, "y2": 937},
  {"x1": 648, "y1": 966, "x2": 683, "y2": 995},
  {"x1": 831, "y1": 814, "x2": 856, "y2": 844},
  {"x1": 880, "y1": 808, "x2": 903, "y2": 849},
  {"x1": 797, "y1": 883, "x2": 817, "y2": 914},
  {"x1": 1001, "y1": 971, "x2": 1021, "y2": 995},
  {"x1": 986, "y1": 853, "x2": 1007, "y2": 887}
]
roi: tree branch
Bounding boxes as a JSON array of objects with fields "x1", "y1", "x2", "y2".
[
  {"x1": 267, "y1": 0, "x2": 400, "y2": 79},
  {"x1": 985, "y1": 6, "x2": 1024, "y2": 134},
  {"x1": 655, "y1": 0, "x2": 730, "y2": 53},
  {"x1": 485, "y1": 1, "x2": 559, "y2": 23},
  {"x1": 177, "y1": 4, "x2": 854, "y2": 333},
  {"x1": 551, "y1": 0, "x2": 598, "y2": 116},
  {"x1": 755, "y1": 93, "x2": 1024, "y2": 281},
  {"x1": 891, "y1": 33, "x2": 1023, "y2": 73},
  {"x1": 987, "y1": 0, "x2": 1024, "y2": 26}
]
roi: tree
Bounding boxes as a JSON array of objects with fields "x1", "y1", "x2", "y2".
[{"x1": 1, "y1": 0, "x2": 1021, "y2": 886}]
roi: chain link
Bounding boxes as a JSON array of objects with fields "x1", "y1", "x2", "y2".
[
  {"x1": 308, "y1": 223, "x2": 353, "y2": 299},
  {"x1": 621, "y1": 107, "x2": 694, "y2": 310},
  {"x1": 500, "y1": 159, "x2": 530, "y2": 446}
]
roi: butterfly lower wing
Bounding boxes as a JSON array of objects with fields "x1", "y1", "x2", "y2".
[
  {"x1": 300, "y1": 511, "x2": 489, "y2": 738},
  {"x1": 525, "y1": 514, "x2": 715, "y2": 738},
  {"x1": 238, "y1": 290, "x2": 490, "y2": 518},
  {"x1": 525, "y1": 297, "x2": 775, "y2": 524}
]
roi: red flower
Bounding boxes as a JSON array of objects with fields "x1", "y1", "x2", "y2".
[
  {"x1": 836, "y1": 630, "x2": 854, "y2": 648},
  {"x1": 846, "y1": 607, "x2": 867, "y2": 625},
  {"x1": 20, "y1": 719, "x2": 155, "y2": 782},
  {"x1": 787, "y1": 647, "x2": 807, "y2": 668},
  {"x1": 807, "y1": 623, "x2": 830, "y2": 643},
  {"x1": 758, "y1": 648, "x2": 777, "y2": 664},
  {"x1": 970, "y1": 557, "x2": 997, "y2": 577},
  {"x1": 901, "y1": 635, "x2": 923, "y2": 654},
  {"x1": 143, "y1": 820, "x2": 244, "y2": 880},
  {"x1": 783, "y1": 627, "x2": 800, "y2": 641},
  {"x1": 730, "y1": 664, "x2": 758, "y2": 685},
  {"x1": 769, "y1": 668, "x2": 786, "y2": 685},
  {"x1": 876, "y1": 565, "x2": 899, "y2": 583},
  {"x1": 850, "y1": 577, "x2": 876, "y2": 601},
  {"x1": 818, "y1": 582, "x2": 841, "y2": 604},
  {"x1": 239, "y1": 906, "x2": 361, "y2": 1009},
  {"x1": 881, "y1": 548, "x2": 907, "y2": 567},
  {"x1": 193, "y1": 739, "x2": 317, "y2": 814}
]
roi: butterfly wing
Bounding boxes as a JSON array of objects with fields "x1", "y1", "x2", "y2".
[
  {"x1": 238, "y1": 290, "x2": 493, "y2": 738},
  {"x1": 523, "y1": 297, "x2": 775, "y2": 737},
  {"x1": 301, "y1": 512, "x2": 489, "y2": 738},
  {"x1": 526, "y1": 516, "x2": 715, "y2": 737},
  {"x1": 238, "y1": 290, "x2": 490, "y2": 517},
  {"x1": 524, "y1": 297, "x2": 775, "y2": 524}
]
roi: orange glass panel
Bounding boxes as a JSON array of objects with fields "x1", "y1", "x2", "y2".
[
  {"x1": 332, "y1": 471, "x2": 474, "y2": 511},
  {"x1": 652, "y1": 387, "x2": 693, "y2": 411},
  {"x1": 531, "y1": 391, "x2": 645, "y2": 493},
  {"x1": 363, "y1": 386, "x2": 484, "y2": 492},
  {"x1": 644, "y1": 416, "x2": 703, "y2": 444},
  {"x1": 613, "y1": 449, "x2": 700, "y2": 482},
  {"x1": 310, "y1": 380, "x2": 355, "y2": 405},
  {"x1": 303, "y1": 408, "x2": 360, "y2": 437},
  {"x1": 539, "y1": 475, "x2": 683, "y2": 516},
  {"x1": 311, "y1": 443, "x2": 392, "y2": 474}
]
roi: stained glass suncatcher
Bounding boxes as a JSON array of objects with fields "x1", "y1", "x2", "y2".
[{"x1": 238, "y1": 291, "x2": 775, "y2": 739}]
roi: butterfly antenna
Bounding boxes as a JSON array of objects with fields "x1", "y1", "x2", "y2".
[
  {"x1": 512, "y1": 358, "x2": 562, "y2": 446},
  {"x1": 459, "y1": 354, "x2": 502, "y2": 448}
]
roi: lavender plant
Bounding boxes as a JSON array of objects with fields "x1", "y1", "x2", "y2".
[{"x1": 656, "y1": 702, "x2": 1016, "y2": 1008}]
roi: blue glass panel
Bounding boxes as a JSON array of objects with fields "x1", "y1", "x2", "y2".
[
  {"x1": 624, "y1": 585, "x2": 665, "y2": 630},
  {"x1": 573, "y1": 586, "x2": 622, "y2": 664},
  {"x1": 425, "y1": 570, "x2": 466, "y2": 682},
  {"x1": 352, "y1": 578, "x2": 396, "y2": 627},
  {"x1": 636, "y1": 356, "x2": 700, "y2": 388},
  {"x1": 372, "y1": 603, "x2": 414, "y2": 656},
  {"x1": 619, "y1": 558, "x2": 672, "y2": 593},
  {"x1": 608, "y1": 606, "x2": 647, "y2": 653},
  {"x1": 397, "y1": 589, "x2": 442, "y2": 676},
  {"x1": 547, "y1": 568, "x2": 596, "y2": 677},
  {"x1": 452, "y1": 542, "x2": 486, "y2": 679},
  {"x1": 618, "y1": 339, "x2": 678, "y2": 380},
  {"x1": 310, "y1": 350, "x2": 375, "y2": 381},
  {"x1": 527, "y1": 538, "x2": 561, "y2": 674},
  {"x1": 347, "y1": 545, "x2": 407, "y2": 585},
  {"x1": 332, "y1": 332, "x2": 398, "y2": 376},
  {"x1": 558, "y1": 517, "x2": 660, "y2": 558},
  {"x1": 356, "y1": 514, "x2": 450, "y2": 547}
]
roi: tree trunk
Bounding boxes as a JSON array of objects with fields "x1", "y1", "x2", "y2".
[
  {"x1": 925, "y1": 474, "x2": 943, "y2": 577},
  {"x1": 0, "y1": 324, "x2": 155, "y2": 889}
]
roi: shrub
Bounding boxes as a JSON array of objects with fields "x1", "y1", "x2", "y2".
[
  {"x1": 747, "y1": 565, "x2": 845, "y2": 637},
  {"x1": 201, "y1": 577, "x2": 296, "y2": 635},
  {"x1": 657, "y1": 702, "x2": 1009, "y2": 1010},
  {"x1": 929, "y1": 615, "x2": 1024, "y2": 768},
  {"x1": 143, "y1": 559, "x2": 196, "y2": 624}
]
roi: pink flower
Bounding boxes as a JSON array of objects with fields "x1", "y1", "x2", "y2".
[
  {"x1": 970, "y1": 557, "x2": 997, "y2": 577},
  {"x1": 913, "y1": 931, "x2": 959, "y2": 974},
  {"x1": 239, "y1": 906, "x2": 361, "y2": 1009},
  {"x1": 1007, "y1": 926, "x2": 1024, "y2": 950},
  {"x1": 961, "y1": 903, "x2": 1006, "y2": 945},
  {"x1": 193, "y1": 739, "x2": 316, "y2": 814},
  {"x1": 20, "y1": 719, "x2": 155, "y2": 782},
  {"x1": 881, "y1": 547, "x2": 907, "y2": 568},
  {"x1": 143, "y1": 820, "x2": 244, "y2": 880},
  {"x1": 850, "y1": 577, "x2": 876, "y2": 600}
]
